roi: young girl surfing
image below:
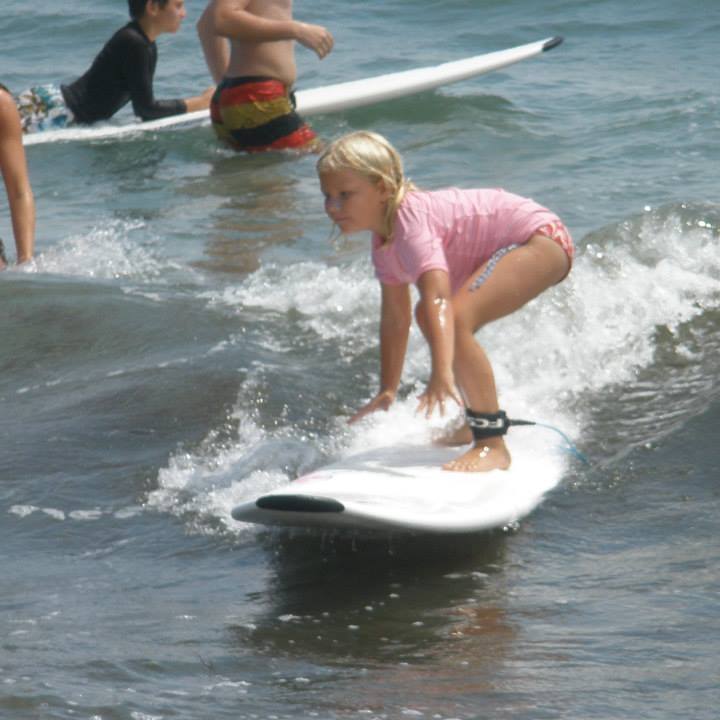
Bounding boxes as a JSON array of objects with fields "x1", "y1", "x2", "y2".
[{"x1": 316, "y1": 131, "x2": 574, "y2": 473}]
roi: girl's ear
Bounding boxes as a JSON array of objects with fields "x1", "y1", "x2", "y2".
[{"x1": 376, "y1": 178, "x2": 393, "y2": 201}]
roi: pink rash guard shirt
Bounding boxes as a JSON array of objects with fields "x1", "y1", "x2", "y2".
[{"x1": 371, "y1": 188, "x2": 562, "y2": 293}]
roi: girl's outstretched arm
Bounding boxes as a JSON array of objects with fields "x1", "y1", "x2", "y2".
[
  {"x1": 349, "y1": 282, "x2": 411, "y2": 423},
  {"x1": 415, "y1": 270, "x2": 462, "y2": 417}
]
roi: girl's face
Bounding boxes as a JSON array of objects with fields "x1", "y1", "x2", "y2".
[{"x1": 320, "y1": 168, "x2": 390, "y2": 236}]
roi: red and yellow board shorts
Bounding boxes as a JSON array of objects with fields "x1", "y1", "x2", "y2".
[{"x1": 210, "y1": 76, "x2": 318, "y2": 153}]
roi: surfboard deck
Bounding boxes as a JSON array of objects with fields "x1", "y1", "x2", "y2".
[
  {"x1": 231, "y1": 442, "x2": 562, "y2": 534},
  {"x1": 23, "y1": 36, "x2": 562, "y2": 147}
]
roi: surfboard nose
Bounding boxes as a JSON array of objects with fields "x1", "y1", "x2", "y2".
[{"x1": 542, "y1": 36, "x2": 564, "y2": 52}]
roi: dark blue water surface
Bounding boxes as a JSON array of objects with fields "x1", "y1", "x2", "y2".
[{"x1": 2, "y1": 1, "x2": 719, "y2": 718}]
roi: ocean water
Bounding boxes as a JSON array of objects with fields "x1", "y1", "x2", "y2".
[{"x1": 2, "y1": 1, "x2": 719, "y2": 718}]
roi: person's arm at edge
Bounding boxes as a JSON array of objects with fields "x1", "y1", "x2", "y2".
[
  {"x1": 0, "y1": 90, "x2": 34, "y2": 266},
  {"x1": 349, "y1": 282, "x2": 412, "y2": 423}
]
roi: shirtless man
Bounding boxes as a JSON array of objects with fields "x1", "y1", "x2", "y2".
[{"x1": 197, "y1": 0, "x2": 333, "y2": 152}]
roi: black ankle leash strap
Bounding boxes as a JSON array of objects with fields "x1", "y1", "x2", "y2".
[
  {"x1": 465, "y1": 409, "x2": 590, "y2": 465},
  {"x1": 465, "y1": 409, "x2": 535, "y2": 440}
]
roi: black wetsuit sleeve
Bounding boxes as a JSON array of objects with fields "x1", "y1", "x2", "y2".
[{"x1": 123, "y1": 30, "x2": 186, "y2": 121}]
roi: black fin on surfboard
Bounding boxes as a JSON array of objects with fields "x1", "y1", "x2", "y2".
[
  {"x1": 542, "y1": 36, "x2": 564, "y2": 52},
  {"x1": 256, "y1": 494, "x2": 345, "y2": 513}
]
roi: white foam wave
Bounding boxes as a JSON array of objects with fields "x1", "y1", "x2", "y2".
[
  {"x1": 27, "y1": 220, "x2": 176, "y2": 281},
  {"x1": 152, "y1": 206, "x2": 720, "y2": 535},
  {"x1": 202, "y1": 209, "x2": 718, "y2": 413},
  {"x1": 203, "y1": 260, "x2": 380, "y2": 343},
  {"x1": 8, "y1": 504, "x2": 144, "y2": 522},
  {"x1": 145, "y1": 411, "x2": 299, "y2": 535},
  {"x1": 533, "y1": 209, "x2": 720, "y2": 396}
]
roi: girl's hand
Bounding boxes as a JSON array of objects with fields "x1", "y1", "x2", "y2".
[
  {"x1": 348, "y1": 389, "x2": 396, "y2": 424},
  {"x1": 416, "y1": 372, "x2": 462, "y2": 418}
]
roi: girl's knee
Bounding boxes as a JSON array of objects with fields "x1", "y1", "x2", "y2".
[
  {"x1": 452, "y1": 297, "x2": 484, "y2": 336},
  {"x1": 417, "y1": 295, "x2": 488, "y2": 339}
]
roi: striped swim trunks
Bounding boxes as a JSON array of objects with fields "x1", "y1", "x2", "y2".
[{"x1": 210, "y1": 76, "x2": 318, "y2": 153}]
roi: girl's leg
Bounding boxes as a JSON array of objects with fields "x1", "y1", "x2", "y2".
[{"x1": 445, "y1": 234, "x2": 570, "y2": 472}]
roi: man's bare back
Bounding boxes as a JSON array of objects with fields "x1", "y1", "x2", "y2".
[{"x1": 197, "y1": 0, "x2": 333, "y2": 88}]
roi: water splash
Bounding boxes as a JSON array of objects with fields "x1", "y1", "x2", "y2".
[{"x1": 150, "y1": 202, "x2": 720, "y2": 532}]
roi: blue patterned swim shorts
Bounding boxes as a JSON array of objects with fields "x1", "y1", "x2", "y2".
[{"x1": 15, "y1": 84, "x2": 75, "y2": 133}]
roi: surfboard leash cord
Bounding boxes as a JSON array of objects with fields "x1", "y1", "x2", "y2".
[{"x1": 523, "y1": 421, "x2": 590, "y2": 465}]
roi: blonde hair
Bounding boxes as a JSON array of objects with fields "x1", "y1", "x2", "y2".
[{"x1": 316, "y1": 131, "x2": 415, "y2": 243}]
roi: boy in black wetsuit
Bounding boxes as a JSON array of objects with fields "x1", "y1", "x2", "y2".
[{"x1": 15, "y1": 0, "x2": 213, "y2": 133}]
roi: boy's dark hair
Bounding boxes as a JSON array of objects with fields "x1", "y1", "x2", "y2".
[{"x1": 128, "y1": 0, "x2": 169, "y2": 20}]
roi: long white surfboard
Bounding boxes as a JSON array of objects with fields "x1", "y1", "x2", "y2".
[
  {"x1": 24, "y1": 36, "x2": 562, "y2": 147},
  {"x1": 232, "y1": 438, "x2": 564, "y2": 534}
]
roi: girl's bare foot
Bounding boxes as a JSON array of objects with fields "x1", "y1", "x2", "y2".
[{"x1": 443, "y1": 438, "x2": 511, "y2": 472}]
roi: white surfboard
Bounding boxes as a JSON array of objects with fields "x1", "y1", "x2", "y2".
[
  {"x1": 232, "y1": 439, "x2": 563, "y2": 534},
  {"x1": 23, "y1": 36, "x2": 562, "y2": 147}
]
